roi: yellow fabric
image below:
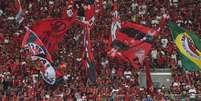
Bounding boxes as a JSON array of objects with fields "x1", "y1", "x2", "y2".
[{"x1": 175, "y1": 32, "x2": 201, "y2": 69}]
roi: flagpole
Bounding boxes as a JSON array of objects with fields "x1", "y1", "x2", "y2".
[
  {"x1": 17, "y1": 0, "x2": 22, "y2": 10},
  {"x1": 144, "y1": 56, "x2": 154, "y2": 95},
  {"x1": 144, "y1": 14, "x2": 169, "y2": 96}
]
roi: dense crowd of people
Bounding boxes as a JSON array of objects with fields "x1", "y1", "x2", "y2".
[{"x1": 0, "y1": 0, "x2": 201, "y2": 100}]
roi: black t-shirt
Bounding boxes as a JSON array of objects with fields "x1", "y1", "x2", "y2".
[{"x1": 77, "y1": 5, "x2": 85, "y2": 17}]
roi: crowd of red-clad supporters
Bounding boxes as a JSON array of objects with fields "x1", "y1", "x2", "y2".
[{"x1": 0, "y1": 0, "x2": 201, "y2": 100}]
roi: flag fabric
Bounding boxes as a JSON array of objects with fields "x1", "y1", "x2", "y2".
[
  {"x1": 15, "y1": 0, "x2": 24, "y2": 24},
  {"x1": 31, "y1": 56, "x2": 56, "y2": 85},
  {"x1": 77, "y1": 1, "x2": 95, "y2": 25},
  {"x1": 168, "y1": 20, "x2": 201, "y2": 71},
  {"x1": 111, "y1": 17, "x2": 121, "y2": 42},
  {"x1": 86, "y1": 0, "x2": 95, "y2": 5},
  {"x1": 144, "y1": 57, "x2": 154, "y2": 95},
  {"x1": 82, "y1": 25, "x2": 96, "y2": 83},
  {"x1": 22, "y1": 27, "x2": 53, "y2": 62},
  {"x1": 109, "y1": 4, "x2": 154, "y2": 69},
  {"x1": 108, "y1": 15, "x2": 169, "y2": 69},
  {"x1": 85, "y1": 5, "x2": 95, "y2": 22},
  {"x1": 31, "y1": 17, "x2": 76, "y2": 52},
  {"x1": 109, "y1": 21, "x2": 156, "y2": 69}
]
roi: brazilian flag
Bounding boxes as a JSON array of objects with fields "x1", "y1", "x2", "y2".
[{"x1": 168, "y1": 20, "x2": 201, "y2": 71}]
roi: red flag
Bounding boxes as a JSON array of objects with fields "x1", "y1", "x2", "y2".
[
  {"x1": 144, "y1": 57, "x2": 154, "y2": 94},
  {"x1": 15, "y1": 0, "x2": 22, "y2": 10},
  {"x1": 108, "y1": 21, "x2": 156, "y2": 69},
  {"x1": 31, "y1": 17, "x2": 76, "y2": 52},
  {"x1": 108, "y1": 15, "x2": 169, "y2": 69},
  {"x1": 85, "y1": 5, "x2": 95, "y2": 21}
]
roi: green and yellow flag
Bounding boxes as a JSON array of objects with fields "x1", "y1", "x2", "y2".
[{"x1": 168, "y1": 20, "x2": 201, "y2": 71}]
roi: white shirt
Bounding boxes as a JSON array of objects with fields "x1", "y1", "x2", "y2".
[
  {"x1": 173, "y1": 82, "x2": 180, "y2": 87},
  {"x1": 161, "y1": 38, "x2": 168, "y2": 48},
  {"x1": 151, "y1": 49, "x2": 158, "y2": 59},
  {"x1": 112, "y1": 68, "x2": 116, "y2": 74},
  {"x1": 131, "y1": 3, "x2": 138, "y2": 12},
  {"x1": 4, "y1": 39, "x2": 9, "y2": 43},
  {"x1": 7, "y1": 16, "x2": 15, "y2": 20},
  {"x1": 171, "y1": 54, "x2": 177, "y2": 61},
  {"x1": 0, "y1": 9, "x2": 3, "y2": 16},
  {"x1": 189, "y1": 88, "x2": 196, "y2": 94},
  {"x1": 151, "y1": 19, "x2": 159, "y2": 25},
  {"x1": 178, "y1": 60, "x2": 182, "y2": 67},
  {"x1": 140, "y1": 20, "x2": 146, "y2": 25},
  {"x1": 124, "y1": 71, "x2": 132, "y2": 79},
  {"x1": 101, "y1": 59, "x2": 108, "y2": 68}
]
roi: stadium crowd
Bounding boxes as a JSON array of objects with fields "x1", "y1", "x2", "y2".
[{"x1": 0, "y1": 0, "x2": 201, "y2": 100}]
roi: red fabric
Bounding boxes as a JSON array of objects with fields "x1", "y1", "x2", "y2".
[
  {"x1": 96, "y1": 95, "x2": 102, "y2": 101},
  {"x1": 159, "y1": 15, "x2": 169, "y2": 30},
  {"x1": 3, "y1": 96, "x2": 8, "y2": 101},
  {"x1": 117, "y1": 68, "x2": 123, "y2": 77},
  {"x1": 108, "y1": 21, "x2": 157, "y2": 69},
  {"x1": 31, "y1": 17, "x2": 76, "y2": 53},
  {"x1": 158, "y1": 55, "x2": 165, "y2": 65},
  {"x1": 144, "y1": 58, "x2": 154, "y2": 95},
  {"x1": 0, "y1": 33, "x2": 4, "y2": 43},
  {"x1": 56, "y1": 70, "x2": 63, "y2": 78},
  {"x1": 15, "y1": 0, "x2": 22, "y2": 10},
  {"x1": 125, "y1": 95, "x2": 130, "y2": 101},
  {"x1": 85, "y1": 5, "x2": 95, "y2": 21}
]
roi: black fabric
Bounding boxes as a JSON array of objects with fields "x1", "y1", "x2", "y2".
[
  {"x1": 112, "y1": 40, "x2": 130, "y2": 51},
  {"x1": 77, "y1": 5, "x2": 85, "y2": 17},
  {"x1": 119, "y1": 27, "x2": 145, "y2": 40},
  {"x1": 86, "y1": 0, "x2": 95, "y2": 5}
]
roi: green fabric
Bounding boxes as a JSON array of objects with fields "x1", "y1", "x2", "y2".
[{"x1": 167, "y1": 20, "x2": 201, "y2": 71}]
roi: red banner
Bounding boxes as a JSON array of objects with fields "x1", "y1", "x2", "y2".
[{"x1": 31, "y1": 17, "x2": 76, "y2": 53}]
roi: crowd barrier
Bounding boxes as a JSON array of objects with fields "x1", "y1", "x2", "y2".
[{"x1": 1, "y1": 94, "x2": 201, "y2": 101}]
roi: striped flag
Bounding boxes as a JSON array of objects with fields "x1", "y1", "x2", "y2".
[
  {"x1": 82, "y1": 25, "x2": 96, "y2": 83},
  {"x1": 22, "y1": 27, "x2": 53, "y2": 62}
]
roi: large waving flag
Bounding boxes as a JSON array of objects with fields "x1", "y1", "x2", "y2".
[
  {"x1": 108, "y1": 14, "x2": 168, "y2": 69},
  {"x1": 22, "y1": 27, "x2": 52, "y2": 62},
  {"x1": 168, "y1": 20, "x2": 201, "y2": 71},
  {"x1": 108, "y1": 21, "x2": 159, "y2": 69},
  {"x1": 82, "y1": 25, "x2": 96, "y2": 83},
  {"x1": 31, "y1": 17, "x2": 76, "y2": 52}
]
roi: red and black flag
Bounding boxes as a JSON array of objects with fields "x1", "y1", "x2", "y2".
[
  {"x1": 31, "y1": 18, "x2": 76, "y2": 53},
  {"x1": 22, "y1": 27, "x2": 53, "y2": 62},
  {"x1": 108, "y1": 15, "x2": 168, "y2": 69}
]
